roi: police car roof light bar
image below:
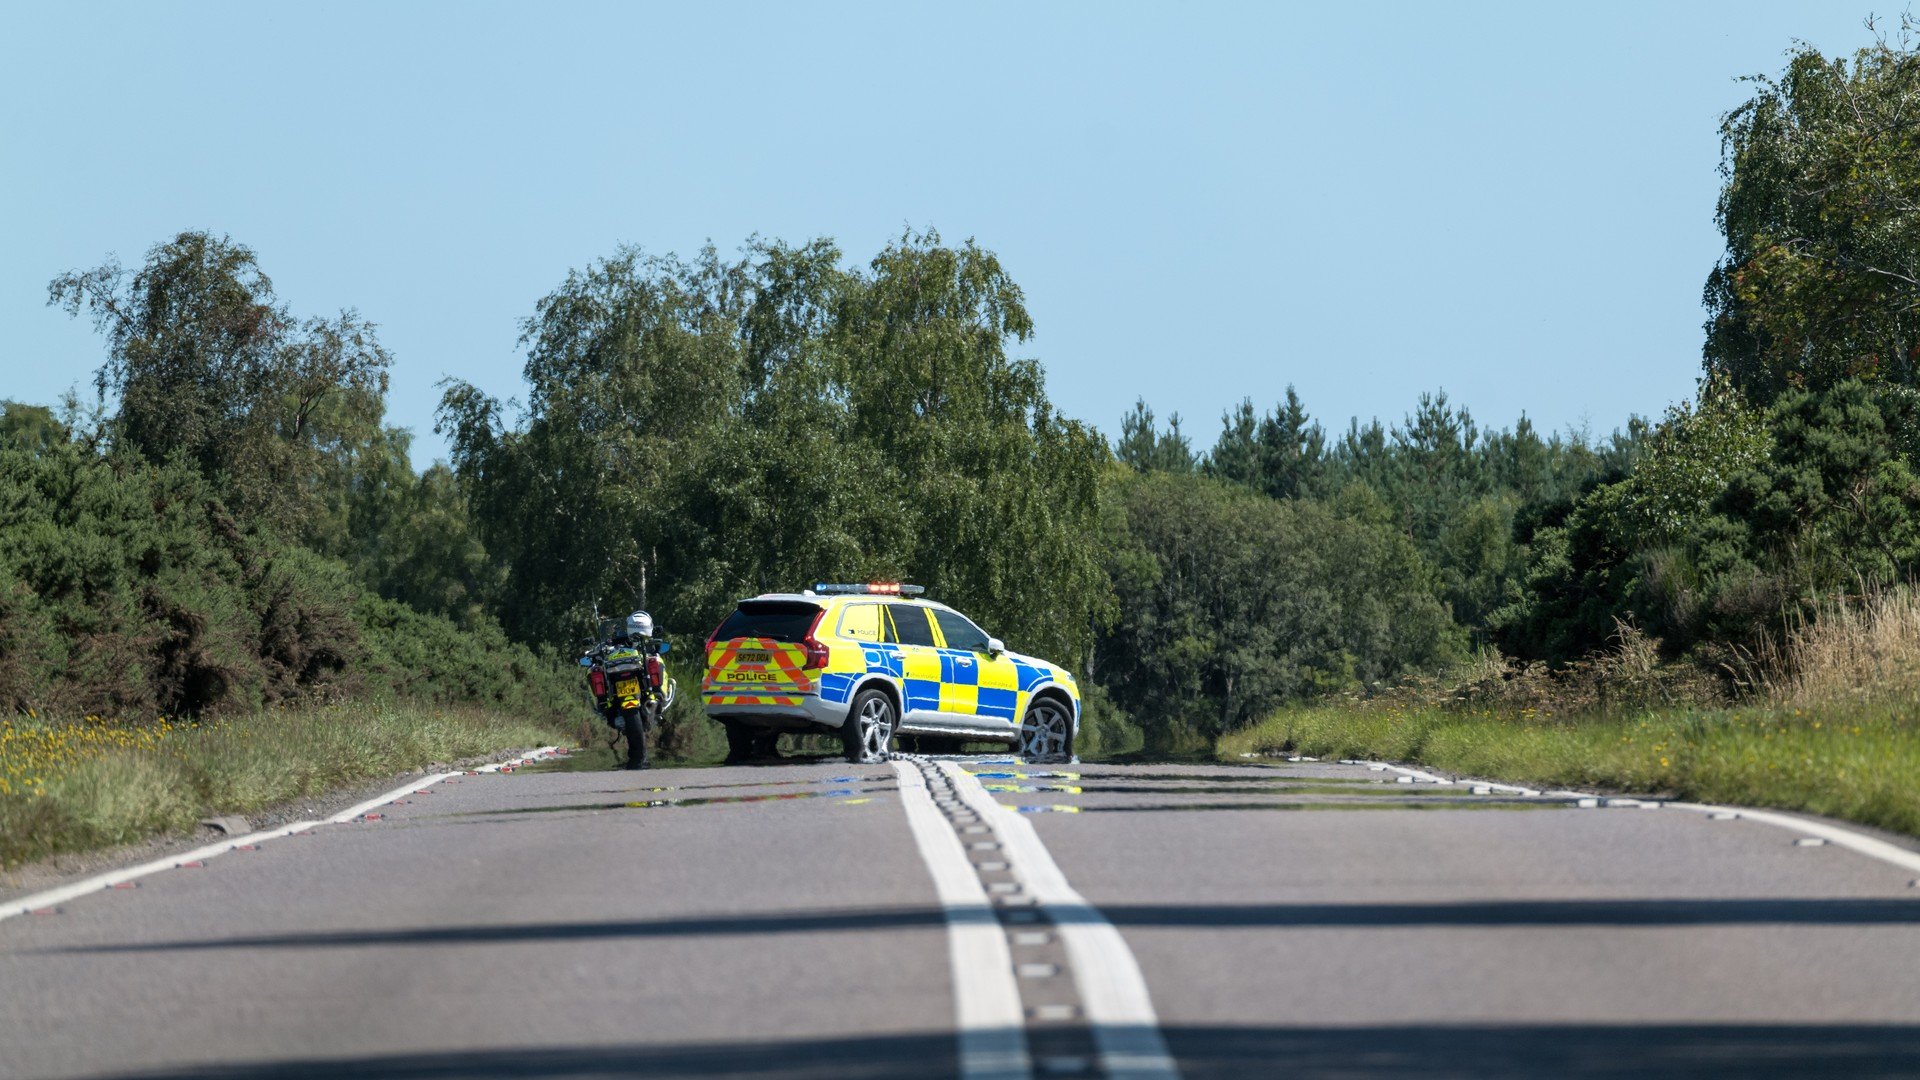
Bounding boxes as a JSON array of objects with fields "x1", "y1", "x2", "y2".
[{"x1": 813, "y1": 582, "x2": 926, "y2": 596}]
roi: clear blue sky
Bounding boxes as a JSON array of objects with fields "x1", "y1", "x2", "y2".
[{"x1": 0, "y1": 1, "x2": 1888, "y2": 466}]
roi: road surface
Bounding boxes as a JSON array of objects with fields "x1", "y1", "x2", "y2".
[{"x1": 3, "y1": 753, "x2": 1919, "y2": 1079}]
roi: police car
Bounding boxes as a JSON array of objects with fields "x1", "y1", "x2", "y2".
[{"x1": 702, "y1": 583, "x2": 1079, "y2": 764}]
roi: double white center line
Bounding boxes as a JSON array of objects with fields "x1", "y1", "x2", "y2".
[{"x1": 892, "y1": 758, "x2": 1181, "y2": 1080}]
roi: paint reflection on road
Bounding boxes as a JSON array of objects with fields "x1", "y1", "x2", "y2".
[{"x1": 446, "y1": 786, "x2": 897, "y2": 816}]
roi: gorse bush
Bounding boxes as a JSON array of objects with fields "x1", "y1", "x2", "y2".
[{"x1": 0, "y1": 403, "x2": 577, "y2": 723}]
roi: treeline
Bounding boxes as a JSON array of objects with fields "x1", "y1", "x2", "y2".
[
  {"x1": 12, "y1": 27, "x2": 1919, "y2": 758},
  {"x1": 1114, "y1": 23, "x2": 1920, "y2": 742},
  {"x1": 1100, "y1": 395, "x2": 1642, "y2": 744}
]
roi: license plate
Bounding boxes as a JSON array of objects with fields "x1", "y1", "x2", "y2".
[
  {"x1": 736, "y1": 651, "x2": 770, "y2": 664},
  {"x1": 615, "y1": 679, "x2": 640, "y2": 697}
]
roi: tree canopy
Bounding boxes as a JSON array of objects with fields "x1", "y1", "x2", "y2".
[
  {"x1": 440, "y1": 233, "x2": 1111, "y2": 664},
  {"x1": 1706, "y1": 18, "x2": 1920, "y2": 396}
]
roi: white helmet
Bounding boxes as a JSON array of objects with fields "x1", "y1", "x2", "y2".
[{"x1": 625, "y1": 611, "x2": 655, "y2": 639}]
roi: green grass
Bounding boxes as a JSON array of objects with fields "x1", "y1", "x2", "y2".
[
  {"x1": 1218, "y1": 699, "x2": 1920, "y2": 836},
  {"x1": 0, "y1": 703, "x2": 565, "y2": 868}
]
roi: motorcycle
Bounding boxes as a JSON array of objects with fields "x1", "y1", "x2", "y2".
[{"x1": 580, "y1": 610, "x2": 676, "y2": 770}]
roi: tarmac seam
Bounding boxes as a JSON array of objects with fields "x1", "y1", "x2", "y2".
[{"x1": 0, "y1": 746, "x2": 564, "y2": 922}]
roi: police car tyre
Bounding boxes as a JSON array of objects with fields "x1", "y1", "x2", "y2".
[
  {"x1": 843, "y1": 689, "x2": 895, "y2": 764},
  {"x1": 1019, "y1": 697, "x2": 1073, "y2": 763},
  {"x1": 720, "y1": 720, "x2": 753, "y2": 763}
]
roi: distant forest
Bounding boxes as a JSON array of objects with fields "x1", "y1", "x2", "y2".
[{"x1": 6, "y1": 27, "x2": 1920, "y2": 753}]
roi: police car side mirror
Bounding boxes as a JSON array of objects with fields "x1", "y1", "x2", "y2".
[{"x1": 986, "y1": 637, "x2": 1004, "y2": 656}]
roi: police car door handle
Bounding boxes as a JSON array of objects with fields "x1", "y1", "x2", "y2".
[{"x1": 954, "y1": 655, "x2": 974, "y2": 665}]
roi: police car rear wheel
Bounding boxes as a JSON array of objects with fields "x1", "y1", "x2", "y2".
[
  {"x1": 722, "y1": 720, "x2": 755, "y2": 764},
  {"x1": 844, "y1": 690, "x2": 895, "y2": 764},
  {"x1": 1019, "y1": 699, "x2": 1073, "y2": 763}
]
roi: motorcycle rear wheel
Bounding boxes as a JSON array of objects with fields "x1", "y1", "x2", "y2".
[{"x1": 623, "y1": 708, "x2": 649, "y2": 770}]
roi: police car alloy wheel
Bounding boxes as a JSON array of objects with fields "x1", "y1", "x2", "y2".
[
  {"x1": 1019, "y1": 699, "x2": 1072, "y2": 762},
  {"x1": 844, "y1": 689, "x2": 895, "y2": 764}
]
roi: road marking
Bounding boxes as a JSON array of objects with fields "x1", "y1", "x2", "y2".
[
  {"x1": 891, "y1": 761, "x2": 1032, "y2": 1080},
  {"x1": 1348, "y1": 757, "x2": 1920, "y2": 878},
  {"x1": 1672, "y1": 801, "x2": 1920, "y2": 873},
  {"x1": 0, "y1": 747, "x2": 563, "y2": 923},
  {"x1": 938, "y1": 761, "x2": 1182, "y2": 1080}
]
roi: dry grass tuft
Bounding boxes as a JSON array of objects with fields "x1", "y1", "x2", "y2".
[
  {"x1": 0, "y1": 703, "x2": 565, "y2": 867},
  {"x1": 1220, "y1": 590, "x2": 1920, "y2": 837},
  {"x1": 1764, "y1": 587, "x2": 1920, "y2": 706}
]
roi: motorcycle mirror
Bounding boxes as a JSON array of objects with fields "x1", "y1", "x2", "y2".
[
  {"x1": 577, "y1": 655, "x2": 594, "y2": 667},
  {"x1": 658, "y1": 641, "x2": 671, "y2": 655}
]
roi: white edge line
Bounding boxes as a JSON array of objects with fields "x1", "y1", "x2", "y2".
[
  {"x1": 1668, "y1": 801, "x2": 1920, "y2": 875},
  {"x1": 890, "y1": 761, "x2": 1032, "y2": 1080},
  {"x1": 1338, "y1": 757, "x2": 1920, "y2": 877},
  {"x1": 0, "y1": 745, "x2": 563, "y2": 922},
  {"x1": 939, "y1": 760, "x2": 1182, "y2": 1080}
]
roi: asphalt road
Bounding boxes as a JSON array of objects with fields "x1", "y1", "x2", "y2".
[{"x1": 3, "y1": 752, "x2": 1919, "y2": 1079}]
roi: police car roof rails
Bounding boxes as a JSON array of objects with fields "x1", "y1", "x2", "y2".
[{"x1": 813, "y1": 582, "x2": 926, "y2": 596}]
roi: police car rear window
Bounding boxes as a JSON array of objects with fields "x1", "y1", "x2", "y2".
[{"x1": 714, "y1": 601, "x2": 822, "y2": 643}]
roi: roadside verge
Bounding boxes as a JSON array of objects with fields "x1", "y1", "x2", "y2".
[
  {"x1": 0, "y1": 745, "x2": 562, "y2": 922},
  {"x1": 1221, "y1": 702, "x2": 1920, "y2": 838}
]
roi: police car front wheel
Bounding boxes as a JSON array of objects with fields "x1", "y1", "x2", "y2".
[{"x1": 1019, "y1": 698, "x2": 1073, "y2": 763}]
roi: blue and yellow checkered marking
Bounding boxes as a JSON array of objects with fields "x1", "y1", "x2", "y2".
[
  {"x1": 818, "y1": 672, "x2": 857, "y2": 704},
  {"x1": 807, "y1": 611, "x2": 1070, "y2": 726},
  {"x1": 904, "y1": 678, "x2": 942, "y2": 713},
  {"x1": 939, "y1": 650, "x2": 978, "y2": 686},
  {"x1": 1012, "y1": 660, "x2": 1050, "y2": 693},
  {"x1": 864, "y1": 646, "x2": 904, "y2": 678},
  {"x1": 977, "y1": 687, "x2": 1019, "y2": 722}
]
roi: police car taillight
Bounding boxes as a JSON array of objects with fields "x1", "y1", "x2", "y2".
[{"x1": 800, "y1": 608, "x2": 830, "y2": 669}]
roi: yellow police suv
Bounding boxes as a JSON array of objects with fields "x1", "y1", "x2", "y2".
[{"x1": 702, "y1": 583, "x2": 1079, "y2": 765}]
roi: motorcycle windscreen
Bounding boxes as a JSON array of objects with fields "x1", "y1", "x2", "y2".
[{"x1": 704, "y1": 601, "x2": 821, "y2": 697}]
